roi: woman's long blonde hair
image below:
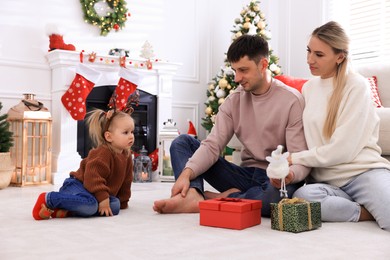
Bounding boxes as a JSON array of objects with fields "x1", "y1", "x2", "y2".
[{"x1": 312, "y1": 21, "x2": 350, "y2": 140}]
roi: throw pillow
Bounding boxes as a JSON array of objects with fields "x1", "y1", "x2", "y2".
[
  {"x1": 274, "y1": 75, "x2": 308, "y2": 92},
  {"x1": 366, "y1": 76, "x2": 383, "y2": 108}
]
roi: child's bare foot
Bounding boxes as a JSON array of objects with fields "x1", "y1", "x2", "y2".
[
  {"x1": 204, "y1": 188, "x2": 241, "y2": 199},
  {"x1": 153, "y1": 188, "x2": 203, "y2": 214}
]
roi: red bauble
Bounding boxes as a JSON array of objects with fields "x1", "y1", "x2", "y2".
[
  {"x1": 113, "y1": 24, "x2": 120, "y2": 31},
  {"x1": 149, "y1": 148, "x2": 159, "y2": 171}
]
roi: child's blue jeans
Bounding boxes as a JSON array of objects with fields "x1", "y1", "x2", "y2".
[{"x1": 46, "y1": 176, "x2": 120, "y2": 217}]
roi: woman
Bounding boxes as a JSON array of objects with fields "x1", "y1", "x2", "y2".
[{"x1": 290, "y1": 21, "x2": 390, "y2": 231}]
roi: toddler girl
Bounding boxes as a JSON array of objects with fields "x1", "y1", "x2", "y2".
[{"x1": 32, "y1": 102, "x2": 135, "y2": 220}]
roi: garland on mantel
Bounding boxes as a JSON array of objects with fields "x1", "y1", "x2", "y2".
[
  {"x1": 80, "y1": 50, "x2": 161, "y2": 70},
  {"x1": 80, "y1": 0, "x2": 129, "y2": 36}
]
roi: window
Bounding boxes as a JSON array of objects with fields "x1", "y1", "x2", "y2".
[{"x1": 326, "y1": 0, "x2": 390, "y2": 64}]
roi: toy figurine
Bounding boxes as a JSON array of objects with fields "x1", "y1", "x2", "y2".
[{"x1": 266, "y1": 145, "x2": 290, "y2": 198}]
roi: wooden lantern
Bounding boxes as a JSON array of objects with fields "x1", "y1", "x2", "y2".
[
  {"x1": 158, "y1": 119, "x2": 179, "y2": 182},
  {"x1": 7, "y1": 94, "x2": 52, "y2": 186}
]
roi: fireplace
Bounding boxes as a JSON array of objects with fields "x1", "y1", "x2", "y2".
[
  {"x1": 77, "y1": 87, "x2": 157, "y2": 158},
  {"x1": 46, "y1": 50, "x2": 180, "y2": 179}
]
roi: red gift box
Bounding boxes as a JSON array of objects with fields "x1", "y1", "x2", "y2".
[{"x1": 199, "y1": 198, "x2": 262, "y2": 230}]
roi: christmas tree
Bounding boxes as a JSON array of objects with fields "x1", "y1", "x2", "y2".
[
  {"x1": 0, "y1": 102, "x2": 13, "y2": 153},
  {"x1": 201, "y1": 0, "x2": 282, "y2": 131},
  {"x1": 140, "y1": 41, "x2": 155, "y2": 60}
]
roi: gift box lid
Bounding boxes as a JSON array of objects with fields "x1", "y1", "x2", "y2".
[{"x1": 199, "y1": 198, "x2": 262, "y2": 213}]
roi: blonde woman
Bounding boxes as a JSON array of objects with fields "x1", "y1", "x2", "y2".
[{"x1": 288, "y1": 21, "x2": 390, "y2": 231}]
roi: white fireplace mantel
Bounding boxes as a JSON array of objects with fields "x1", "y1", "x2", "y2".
[{"x1": 46, "y1": 50, "x2": 181, "y2": 176}]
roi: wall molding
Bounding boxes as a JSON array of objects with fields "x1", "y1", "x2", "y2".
[
  {"x1": 172, "y1": 101, "x2": 200, "y2": 135},
  {"x1": 172, "y1": 0, "x2": 201, "y2": 84},
  {"x1": 0, "y1": 91, "x2": 51, "y2": 102},
  {"x1": 172, "y1": 102, "x2": 199, "y2": 122},
  {"x1": 0, "y1": 58, "x2": 49, "y2": 71}
]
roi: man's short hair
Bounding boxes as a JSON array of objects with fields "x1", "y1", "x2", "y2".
[{"x1": 227, "y1": 35, "x2": 269, "y2": 64}]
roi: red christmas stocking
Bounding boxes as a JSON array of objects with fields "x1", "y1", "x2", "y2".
[
  {"x1": 113, "y1": 68, "x2": 142, "y2": 110},
  {"x1": 61, "y1": 64, "x2": 101, "y2": 120}
]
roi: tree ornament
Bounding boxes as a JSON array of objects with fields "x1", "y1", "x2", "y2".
[
  {"x1": 218, "y1": 78, "x2": 228, "y2": 89},
  {"x1": 216, "y1": 88, "x2": 226, "y2": 98},
  {"x1": 243, "y1": 22, "x2": 251, "y2": 29},
  {"x1": 119, "y1": 56, "x2": 126, "y2": 67},
  {"x1": 211, "y1": 115, "x2": 216, "y2": 123},
  {"x1": 257, "y1": 20, "x2": 266, "y2": 30},
  {"x1": 248, "y1": 21, "x2": 258, "y2": 35},
  {"x1": 80, "y1": 0, "x2": 129, "y2": 36},
  {"x1": 205, "y1": 107, "x2": 212, "y2": 116},
  {"x1": 88, "y1": 52, "x2": 97, "y2": 62},
  {"x1": 146, "y1": 59, "x2": 153, "y2": 70},
  {"x1": 140, "y1": 41, "x2": 155, "y2": 59}
]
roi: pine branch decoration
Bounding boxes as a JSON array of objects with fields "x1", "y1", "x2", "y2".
[
  {"x1": 80, "y1": 0, "x2": 129, "y2": 36},
  {"x1": 0, "y1": 102, "x2": 13, "y2": 153}
]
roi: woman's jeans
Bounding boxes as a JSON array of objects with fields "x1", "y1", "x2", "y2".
[
  {"x1": 293, "y1": 168, "x2": 390, "y2": 231},
  {"x1": 46, "y1": 176, "x2": 120, "y2": 217},
  {"x1": 170, "y1": 134, "x2": 304, "y2": 217}
]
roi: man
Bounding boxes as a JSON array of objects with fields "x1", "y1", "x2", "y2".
[{"x1": 153, "y1": 35, "x2": 310, "y2": 216}]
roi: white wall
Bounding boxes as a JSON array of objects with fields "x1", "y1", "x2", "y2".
[
  {"x1": 275, "y1": 0, "x2": 325, "y2": 78},
  {"x1": 0, "y1": 0, "x2": 326, "y2": 140}
]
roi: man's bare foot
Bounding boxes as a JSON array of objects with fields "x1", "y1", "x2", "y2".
[
  {"x1": 359, "y1": 206, "x2": 374, "y2": 221},
  {"x1": 153, "y1": 188, "x2": 204, "y2": 214},
  {"x1": 204, "y1": 188, "x2": 241, "y2": 200}
]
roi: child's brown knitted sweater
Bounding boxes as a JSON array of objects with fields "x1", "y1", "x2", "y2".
[{"x1": 70, "y1": 145, "x2": 133, "y2": 209}]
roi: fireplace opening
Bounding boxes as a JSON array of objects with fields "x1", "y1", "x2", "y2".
[{"x1": 77, "y1": 86, "x2": 157, "y2": 158}]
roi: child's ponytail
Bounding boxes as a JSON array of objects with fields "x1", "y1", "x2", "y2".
[{"x1": 86, "y1": 109, "x2": 107, "y2": 147}]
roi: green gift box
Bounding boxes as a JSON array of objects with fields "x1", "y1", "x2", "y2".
[{"x1": 270, "y1": 198, "x2": 321, "y2": 233}]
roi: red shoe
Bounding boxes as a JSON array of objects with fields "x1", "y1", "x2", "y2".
[
  {"x1": 51, "y1": 209, "x2": 69, "y2": 218},
  {"x1": 32, "y1": 193, "x2": 53, "y2": 220}
]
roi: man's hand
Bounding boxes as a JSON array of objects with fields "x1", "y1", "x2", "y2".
[
  {"x1": 98, "y1": 198, "x2": 113, "y2": 216},
  {"x1": 270, "y1": 171, "x2": 295, "y2": 189},
  {"x1": 171, "y1": 168, "x2": 193, "y2": 198}
]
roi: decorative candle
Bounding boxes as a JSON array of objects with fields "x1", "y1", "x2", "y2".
[{"x1": 141, "y1": 171, "x2": 149, "y2": 181}]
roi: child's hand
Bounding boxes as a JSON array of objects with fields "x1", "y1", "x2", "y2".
[{"x1": 99, "y1": 198, "x2": 113, "y2": 216}]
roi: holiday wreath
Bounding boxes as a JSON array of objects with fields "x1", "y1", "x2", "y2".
[{"x1": 80, "y1": 0, "x2": 129, "y2": 36}]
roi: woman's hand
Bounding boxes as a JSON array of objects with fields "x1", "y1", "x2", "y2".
[
  {"x1": 270, "y1": 171, "x2": 295, "y2": 189},
  {"x1": 287, "y1": 154, "x2": 292, "y2": 166},
  {"x1": 99, "y1": 198, "x2": 113, "y2": 216}
]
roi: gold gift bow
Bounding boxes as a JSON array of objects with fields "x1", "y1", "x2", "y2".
[{"x1": 277, "y1": 197, "x2": 313, "y2": 231}]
